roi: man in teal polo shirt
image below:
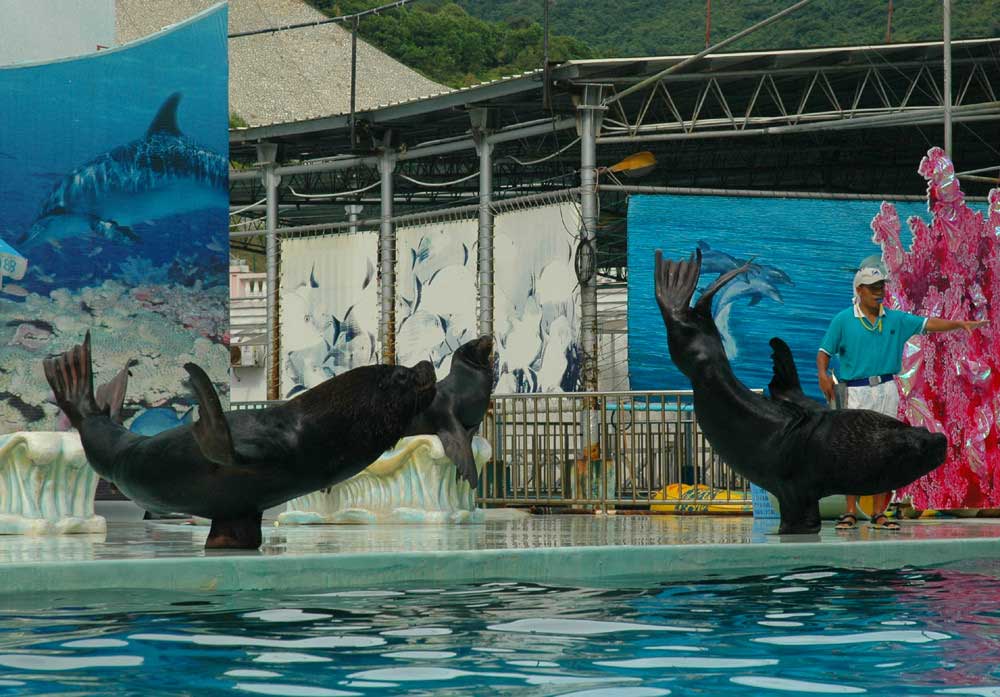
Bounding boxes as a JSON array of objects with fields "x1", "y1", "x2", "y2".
[{"x1": 816, "y1": 264, "x2": 987, "y2": 530}]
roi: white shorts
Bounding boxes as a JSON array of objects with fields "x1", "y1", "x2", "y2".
[{"x1": 845, "y1": 378, "x2": 899, "y2": 419}]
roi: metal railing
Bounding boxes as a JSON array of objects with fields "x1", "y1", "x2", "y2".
[
  {"x1": 481, "y1": 390, "x2": 751, "y2": 511},
  {"x1": 231, "y1": 389, "x2": 755, "y2": 512}
]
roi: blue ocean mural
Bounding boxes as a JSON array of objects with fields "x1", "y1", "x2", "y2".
[
  {"x1": 627, "y1": 194, "x2": 939, "y2": 399},
  {"x1": 0, "y1": 5, "x2": 229, "y2": 432}
]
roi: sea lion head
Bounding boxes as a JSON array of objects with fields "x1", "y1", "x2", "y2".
[
  {"x1": 453, "y1": 335, "x2": 493, "y2": 374},
  {"x1": 383, "y1": 359, "x2": 437, "y2": 414},
  {"x1": 330, "y1": 360, "x2": 437, "y2": 437}
]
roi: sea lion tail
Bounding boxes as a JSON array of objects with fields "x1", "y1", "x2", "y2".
[{"x1": 42, "y1": 330, "x2": 103, "y2": 430}]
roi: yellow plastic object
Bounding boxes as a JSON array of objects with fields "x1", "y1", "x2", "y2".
[
  {"x1": 608, "y1": 151, "x2": 657, "y2": 178},
  {"x1": 857, "y1": 495, "x2": 877, "y2": 518},
  {"x1": 651, "y1": 483, "x2": 752, "y2": 514}
]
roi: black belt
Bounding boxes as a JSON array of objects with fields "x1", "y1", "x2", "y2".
[{"x1": 843, "y1": 374, "x2": 894, "y2": 387}]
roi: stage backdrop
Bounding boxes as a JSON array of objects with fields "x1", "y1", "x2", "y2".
[
  {"x1": 280, "y1": 231, "x2": 380, "y2": 398},
  {"x1": 395, "y1": 218, "x2": 479, "y2": 378},
  {"x1": 0, "y1": 4, "x2": 229, "y2": 433},
  {"x1": 627, "y1": 194, "x2": 941, "y2": 398},
  {"x1": 493, "y1": 202, "x2": 582, "y2": 393},
  {"x1": 282, "y1": 201, "x2": 583, "y2": 396}
]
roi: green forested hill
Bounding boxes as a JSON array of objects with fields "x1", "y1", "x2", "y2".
[
  {"x1": 457, "y1": 0, "x2": 999, "y2": 56},
  {"x1": 306, "y1": 0, "x2": 998, "y2": 89},
  {"x1": 307, "y1": 1, "x2": 592, "y2": 87}
]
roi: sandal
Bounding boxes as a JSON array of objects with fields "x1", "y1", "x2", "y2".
[
  {"x1": 870, "y1": 514, "x2": 901, "y2": 531},
  {"x1": 835, "y1": 513, "x2": 857, "y2": 530}
]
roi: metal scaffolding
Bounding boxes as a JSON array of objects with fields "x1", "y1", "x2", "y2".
[{"x1": 230, "y1": 36, "x2": 1000, "y2": 393}]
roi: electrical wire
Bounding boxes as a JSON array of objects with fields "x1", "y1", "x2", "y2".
[
  {"x1": 399, "y1": 171, "x2": 480, "y2": 187},
  {"x1": 288, "y1": 180, "x2": 383, "y2": 199}
]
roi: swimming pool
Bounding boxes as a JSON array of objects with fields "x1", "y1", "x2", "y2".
[{"x1": 1, "y1": 561, "x2": 998, "y2": 695}]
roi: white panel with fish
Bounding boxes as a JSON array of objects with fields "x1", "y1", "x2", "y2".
[
  {"x1": 279, "y1": 231, "x2": 379, "y2": 398},
  {"x1": 395, "y1": 218, "x2": 478, "y2": 377},
  {"x1": 493, "y1": 202, "x2": 582, "y2": 393}
]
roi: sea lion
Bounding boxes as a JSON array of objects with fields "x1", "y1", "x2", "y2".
[
  {"x1": 401, "y1": 335, "x2": 493, "y2": 488},
  {"x1": 43, "y1": 331, "x2": 437, "y2": 548},
  {"x1": 654, "y1": 249, "x2": 947, "y2": 534}
]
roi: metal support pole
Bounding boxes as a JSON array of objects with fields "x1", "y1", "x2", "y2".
[
  {"x1": 257, "y1": 142, "x2": 281, "y2": 399},
  {"x1": 542, "y1": 0, "x2": 552, "y2": 110},
  {"x1": 345, "y1": 204, "x2": 363, "y2": 235},
  {"x1": 350, "y1": 16, "x2": 358, "y2": 149},
  {"x1": 943, "y1": 0, "x2": 953, "y2": 155},
  {"x1": 705, "y1": 0, "x2": 712, "y2": 47},
  {"x1": 578, "y1": 86, "x2": 604, "y2": 504},
  {"x1": 477, "y1": 137, "x2": 494, "y2": 339},
  {"x1": 578, "y1": 85, "x2": 603, "y2": 393},
  {"x1": 378, "y1": 139, "x2": 397, "y2": 364}
]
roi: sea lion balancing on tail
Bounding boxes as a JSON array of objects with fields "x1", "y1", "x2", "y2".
[
  {"x1": 44, "y1": 331, "x2": 437, "y2": 549},
  {"x1": 653, "y1": 249, "x2": 947, "y2": 534}
]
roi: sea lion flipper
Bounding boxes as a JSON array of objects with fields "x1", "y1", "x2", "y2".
[
  {"x1": 184, "y1": 362, "x2": 235, "y2": 467},
  {"x1": 206, "y1": 511, "x2": 263, "y2": 549},
  {"x1": 768, "y1": 337, "x2": 804, "y2": 400},
  {"x1": 654, "y1": 249, "x2": 701, "y2": 319},
  {"x1": 95, "y1": 362, "x2": 132, "y2": 425},
  {"x1": 438, "y1": 415, "x2": 478, "y2": 489},
  {"x1": 768, "y1": 337, "x2": 826, "y2": 411},
  {"x1": 42, "y1": 330, "x2": 102, "y2": 430}
]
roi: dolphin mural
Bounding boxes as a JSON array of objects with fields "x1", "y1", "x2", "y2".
[
  {"x1": 697, "y1": 241, "x2": 793, "y2": 308},
  {"x1": 18, "y1": 93, "x2": 227, "y2": 250},
  {"x1": 696, "y1": 240, "x2": 794, "y2": 359}
]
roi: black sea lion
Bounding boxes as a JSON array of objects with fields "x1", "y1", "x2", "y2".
[
  {"x1": 654, "y1": 249, "x2": 947, "y2": 534},
  {"x1": 402, "y1": 335, "x2": 494, "y2": 488},
  {"x1": 43, "y1": 331, "x2": 437, "y2": 549}
]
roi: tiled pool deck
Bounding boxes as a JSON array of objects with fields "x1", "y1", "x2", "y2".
[{"x1": 2, "y1": 512, "x2": 1000, "y2": 596}]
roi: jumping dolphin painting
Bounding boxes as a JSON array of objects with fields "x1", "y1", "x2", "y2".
[{"x1": 18, "y1": 93, "x2": 227, "y2": 250}]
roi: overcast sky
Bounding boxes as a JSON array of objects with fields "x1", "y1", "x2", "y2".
[{"x1": 0, "y1": 0, "x2": 115, "y2": 66}]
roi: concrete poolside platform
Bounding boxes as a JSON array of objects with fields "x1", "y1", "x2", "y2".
[{"x1": 1, "y1": 514, "x2": 999, "y2": 596}]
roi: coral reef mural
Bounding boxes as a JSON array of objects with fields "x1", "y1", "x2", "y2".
[
  {"x1": 395, "y1": 219, "x2": 478, "y2": 378},
  {"x1": 872, "y1": 147, "x2": 1000, "y2": 509},
  {"x1": 279, "y1": 232, "x2": 379, "y2": 398},
  {"x1": 0, "y1": 6, "x2": 229, "y2": 433}
]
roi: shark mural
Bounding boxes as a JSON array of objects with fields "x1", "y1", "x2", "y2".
[
  {"x1": 19, "y1": 93, "x2": 227, "y2": 251},
  {"x1": 0, "y1": 5, "x2": 229, "y2": 433}
]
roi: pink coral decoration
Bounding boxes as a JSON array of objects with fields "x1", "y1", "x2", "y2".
[{"x1": 871, "y1": 147, "x2": 1000, "y2": 509}]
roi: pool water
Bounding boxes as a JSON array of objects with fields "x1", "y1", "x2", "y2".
[{"x1": 1, "y1": 563, "x2": 999, "y2": 696}]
